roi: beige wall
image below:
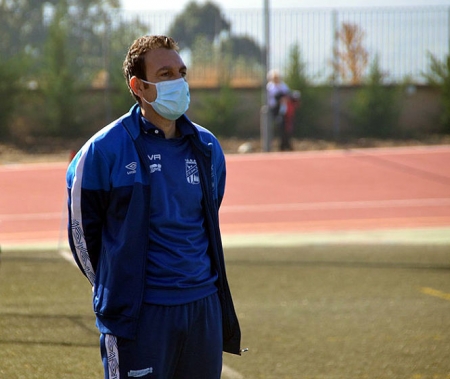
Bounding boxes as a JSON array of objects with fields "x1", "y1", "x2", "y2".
[{"x1": 189, "y1": 85, "x2": 442, "y2": 138}]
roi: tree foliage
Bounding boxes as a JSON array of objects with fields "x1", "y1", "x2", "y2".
[
  {"x1": 0, "y1": 0, "x2": 57, "y2": 60},
  {"x1": 219, "y1": 36, "x2": 262, "y2": 63},
  {"x1": 195, "y1": 85, "x2": 238, "y2": 137},
  {"x1": 168, "y1": 2, "x2": 262, "y2": 87},
  {"x1": 423, "y1": 52, "x2": 450, "y2": 133},
  {"x1": 0, "y1": 0, "x2": 143, "y2": 140},
  {"x1": 167, "y1": 1, "x2": 230, "y2": 50},
  {"x1": 350, "y1": 57, "x2": 400, "y2": 138},
  {"x1": 0, "y1": 58, "x2": 22, "y2": 139},
  {"x1": 40, "y1": 0, "x2": 81, "y2": 137},
  {"x1": 0, "y1": 0, "x2": 119, "y2": 80},
  {"x1": 284, "y1": 43, "x2": 324, "y2": 138},
  {"x1": 333, "y1": 22, "x2": 368, "y2": 85}
]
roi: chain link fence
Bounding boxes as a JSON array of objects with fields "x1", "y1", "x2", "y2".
[
  {"x1": 117, "y1": 6, "x2": 449, "y2": 86},
  {"x1": 1, "y1": 4, "x2": 448, "y2": 143}
]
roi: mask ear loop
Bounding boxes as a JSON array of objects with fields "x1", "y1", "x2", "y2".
[
  {"x1": 139, "y1": 78, "x2": 157, "y2": 106},
  {"x1": 129, "y1": 76, "x2": 154, "y2": 105}
]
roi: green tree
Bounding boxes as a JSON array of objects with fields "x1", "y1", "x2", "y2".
[
  {"x1": 167, "y1": 1, "x2": 230, "y2": 50},
  {"x1": 0, "y1": 57, "x2": 22, "y2": 139},
  {"x1": 40, "y1": 0, "x2": 79, "y2": 137},
  {"x1": 350, "y1": 57, "x2": 400, "y2": 138},
  {"x1": 108, "y1": 18, "x2": 148, "y2": 118},
  {"x1": 0, "y1": 0, "x2": 119, "y2": 83},
  {"x1": 65, "y1": 0, "x2": 120, "y2": 85},
  {"x1": 0, "y1": 0, "x2": 56, "y2": 59},
  {"x1": 0, "y1": 0, "x2": 136, "y2": 141},
  {"x1": 168, "y1": 2, "x2": 262, "y2": 87},
  {"x1": 333, "y1": 22, "x2": 368, "y2": 85},
  {"x1": 219, "y1": 36, "x2": 262, "y2": 63},
  {"x1": 195, "y1": 85, "x2": 238, "y2": 138},
  {"x1": 423, "y1": 52, "x2": 450, "y2": 134},
  {"x1": 284, "y1": 43, "x2": 323, "y2": 138}
]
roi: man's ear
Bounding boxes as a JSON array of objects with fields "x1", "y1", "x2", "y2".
[{"x1": 129, "y1": 76, "x2": 142, "y2": 97}]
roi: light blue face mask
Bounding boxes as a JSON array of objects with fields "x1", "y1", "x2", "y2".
[{"x1": 140, "y1": 77, "x2": 190, "y2": 120}]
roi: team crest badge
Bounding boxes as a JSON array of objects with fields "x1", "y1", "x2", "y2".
[{"x1": 185, "y1": 159, "x2": 200, "y2": 184}]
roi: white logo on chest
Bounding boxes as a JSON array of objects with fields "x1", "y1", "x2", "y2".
[
  {"x1": 185, "y1": 159, "x2": 200, "y2": 184},
  {"x1": 148, "y1": 154, "x2": 162, "y2": 174}
]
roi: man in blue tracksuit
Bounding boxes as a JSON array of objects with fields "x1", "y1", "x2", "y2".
[{"x1": 66, "y1": 35, "x2": 242, "y2": 379}]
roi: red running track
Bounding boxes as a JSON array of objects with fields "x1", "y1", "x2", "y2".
[{"x1": 1, "y1": 145, "x2": 450, "y2": 246}]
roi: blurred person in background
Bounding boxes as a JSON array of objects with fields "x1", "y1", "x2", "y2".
[
  {"x1": 66, "y1": 34, "x2": 242, "y2": 379},
  {"x1": 266, "y1": 69, "x2": 291, "y2": 151},
  {"x1": 279, "y1": 90, "x2": 301, "y2": 151}
]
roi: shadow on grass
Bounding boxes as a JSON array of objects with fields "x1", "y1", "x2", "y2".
[{"x1": 0, "y1": 312, "x2": 98, "y2": 348}]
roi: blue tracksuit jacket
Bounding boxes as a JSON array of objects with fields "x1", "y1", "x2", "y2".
[{"x1": 66, "y1": 104, "x2": 241, "y2": 355}]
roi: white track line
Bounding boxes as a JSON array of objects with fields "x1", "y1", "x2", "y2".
[
  {"x1": 225, "y1": 145, "x2": 450, "y2": 162},
  {"x1": 1, "y1": 212, "x2": 63, "y2": 221},
  {"x1": 0, "y1": 161, "x2": 68, "y2": 172},
  {"x1": 3, "y1": 198, "x2": 448, "y2": 221},
  {"x1": 221, "y1": 198, "x2": 450, "y2": 213}
]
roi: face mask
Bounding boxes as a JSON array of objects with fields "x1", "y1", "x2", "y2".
[{"x1": 140, "y1": 77, "x2": 190, "y2": 120}]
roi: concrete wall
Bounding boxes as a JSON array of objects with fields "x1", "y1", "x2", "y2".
[{"x1": 188, "y1": 85, "x2": 442, "y2": 139}]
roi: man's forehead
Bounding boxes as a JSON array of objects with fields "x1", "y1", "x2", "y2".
[{"x1": 145, "y1": 48, "x2": 185, "y2": 69}]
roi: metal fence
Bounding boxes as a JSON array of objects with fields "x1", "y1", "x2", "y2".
[{"x1": 118, "y1": 6, "x2": 449, "y2": 86}]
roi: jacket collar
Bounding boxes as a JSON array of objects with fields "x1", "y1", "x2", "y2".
[{"x1": 122, "y1": 104, "x2": 195, "y2": 138}]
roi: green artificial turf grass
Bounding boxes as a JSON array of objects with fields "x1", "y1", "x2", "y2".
[{"x1": 1, "y1": 245, "x2": 449, "y2": 379}]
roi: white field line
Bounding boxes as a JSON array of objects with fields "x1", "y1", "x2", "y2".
[
  {"x1": 1, "y1": 212, "x2": 63, "y2": 221},
  {"x1": 220, "y1": 198, "x2": 450, "y2": 214},
  {"x1": 59, "y1": 249, "x2": 76, "y2": 266},
  {"x1": 2, "y1": 198, "x2": 449, "y2": 221},
  {"x1": 59, "y1": 249, "x2": 245, "y2": 379},
  {"x1": 222, "y1": 364, "x2": 244, "y2": 379}
]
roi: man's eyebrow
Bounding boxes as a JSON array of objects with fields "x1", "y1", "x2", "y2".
[{"x1": 156, "y1": 65, "x2": 187, "y2": 74}]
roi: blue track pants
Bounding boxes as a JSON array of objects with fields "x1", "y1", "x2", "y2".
[{"x1": 100, "y1": 293, "x2": 223, "y2": 379}]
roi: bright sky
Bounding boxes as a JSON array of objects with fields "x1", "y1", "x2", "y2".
[{"x1": 121, "y1": 0, "x2": 450, "y2": 11}]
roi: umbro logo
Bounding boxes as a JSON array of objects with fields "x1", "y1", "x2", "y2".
[
  {"x1": 128, "y1": 367, "x2": 153, "y2": 377},
  {"x1": 125, "y1": 162, "x2": 137, "y2": 175}
]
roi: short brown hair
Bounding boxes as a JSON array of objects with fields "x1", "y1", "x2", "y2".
[{"x1": 122, "y1": 35, "x2": 179, "y2": 102}]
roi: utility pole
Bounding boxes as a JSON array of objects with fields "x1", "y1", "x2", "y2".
[
  {"x1": 332, "y1": 9, "x2": 340, "y2": 141},
  {"x1": 261, "y1": 0, "x2": 271, "y2": 152}
]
